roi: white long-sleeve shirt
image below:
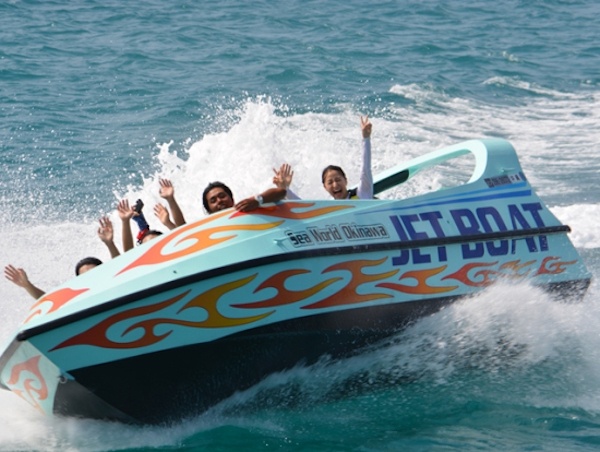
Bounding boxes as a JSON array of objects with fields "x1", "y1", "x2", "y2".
[
  {"x1": 354, "y1": 137, "x2": 373, "y2": 199},
  {"x1": 284, "y1": 137, "x2": 373, "y2": 200}
]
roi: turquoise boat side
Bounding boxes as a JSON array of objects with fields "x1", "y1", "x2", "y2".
[{"x1": 0, "y1": 139, "x2": 591, "y2": 423}]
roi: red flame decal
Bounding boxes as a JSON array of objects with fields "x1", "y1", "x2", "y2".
[
  {"x1": 232, "y1": 269, "x2": 340, "y2": 309},
  {"x1": 535, "y1": 256, "x2": 576, "y2": 275},
  {"x1": 51, "y1": 275, "x2": 271, "y2": 350},
  {"x1": 378, "y1": 266, "x2": 458, "y2": 294},
  {"x1": 443, "y1": 262, "x2": 501, "y2": 287},
  {"x1": 303, "y1": 258, "x2": 398, "y2": 309}
]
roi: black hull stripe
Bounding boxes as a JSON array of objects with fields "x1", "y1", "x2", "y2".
[{"x1": 18, "y1": 225, "x2": 570, "y2": 341}]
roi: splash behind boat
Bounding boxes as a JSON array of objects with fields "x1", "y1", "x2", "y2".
[{"x1": 0, "y1": 139, "x2": 591, "y2": 424}]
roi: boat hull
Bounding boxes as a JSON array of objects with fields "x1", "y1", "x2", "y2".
[
  {"x1": 54, "y1": 278, "x2": 587, "y2": 424},
  {"x1": 0, "y1": 138, "x2": 592, "y2": 424}
]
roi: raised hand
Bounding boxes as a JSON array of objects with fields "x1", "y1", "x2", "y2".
[
  {"x1": 4, "y1": 264, "x2": 31, "y2": 288},
  {"x1": 273, "y1": 163, "x2": 294, "y2": 189},
  {"x1": 159, "y1": 178, "x2": 175, "y2": 200},
  {"x1": 154, "y1": 203, "x2": 175, "y2": 230},
  {"x1": 97, "y1": 216, "x2": 114, "y2": 244},
  {"x1": 361, "y1": 115, "x2": 372, "y2": 139},
  {"x1": 4, "y1": 264, "x2": 45, "y2": 299},
  {"x1": 117, "y1": 199, "x2": 135, "y2": 221}
]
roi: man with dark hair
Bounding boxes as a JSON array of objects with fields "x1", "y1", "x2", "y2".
[
  {"x1": 156, "y1": 180, "x2": 286, "y2": 231},
  {"x1": 202, "y1": 181, "x2": 285, "y2": 214}
]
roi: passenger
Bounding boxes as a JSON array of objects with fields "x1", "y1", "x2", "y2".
[
  {"x1": 158, "y1": 178, "x2": 186, "y2": 227},
  {"x1": 4, "y1": 215, "x2": 116, "y2": 300},
  {"x1": 154, "y1": 178, "x2": 186, "y2": 230},
  {"x1": 155, "y1": 180, "x2": 287, "y2": 231},
  {"x1": 3, "y1": 265, "x2": 45, "y2": 299},
  {"x1": 97, "y1": 215, "x2": 120, "y2": 258},
  {"x1": 138, "y1": 228, "x2": 163, "y2": 243},
  {"x1": 74, "y1": 257, "x2": 103, "y2": 276},
  {"x1": 272, "y1": 163, "x2": 300, "y2": 200},
  {"x1": 202, "y1": 181, "x2": 286, "y2": 214},
  {"x1": 273, "y1": 116, "x2": 373, "y2": 200},
  {"x1": 4, "y1": 256, "x2": 103, "y2": 300},
  {"x1": 322, "y1": 115, "x2": 373, "y2": 199},
  {"x1": 117, "y1": 198, "x2": 163, "y2": 252}
]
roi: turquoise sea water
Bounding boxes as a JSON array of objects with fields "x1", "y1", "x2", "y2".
[{"x1": 1, "y1": 1, "x2": 600, "y2": 450}]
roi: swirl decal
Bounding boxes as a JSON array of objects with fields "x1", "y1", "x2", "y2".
[
  {"x1": 118, "y1": 211, "x2": 283, "y2": 275},
  {"x1": 24, "y1": 287, "x2": 89, "y2": 324},
  {"x1": 7, "y1": 355, "x2": 48, "y2": 412},
  {"x1": 232, "y1": 269, "x2": 341, "y2": 309},
  {"x1": 118, "y1": 203, "x2": 350, "y2": 276},
  {"x1": 499, "y1": 259, "x2": 536, "y2": 277},
  {"x1": 442, "y1": 262, "x2": 501, "y2": 287},
  {"x1": 51, "y1": 275, "x2": 272, "y2": 351},
  {"x1": 378, "y1": 266, "x2": 458, "y2": 294},
  {"x1": 303, "y1": 258, "x2": 398, "y2": 309},
  {"x1": 443, "y1": 257, "x2": 575, "y2": 287},
  {"x1": 535, "y1": 256, "x2": 576, "y2": 275}
]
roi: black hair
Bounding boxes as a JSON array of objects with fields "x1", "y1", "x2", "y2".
[
  {"x1": 202, "y1": 181, "x2": 234, "y2": 213},
  {"x1": 321, "y1": 165, "x2": 347, "y2": 183},
  {"x1": 75, "y1": 257, "x2": 103, "y2": 276}
]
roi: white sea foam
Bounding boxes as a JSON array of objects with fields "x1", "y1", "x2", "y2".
[{"x1": 550, "y1": 203, "x2": 600, "y2": 249}]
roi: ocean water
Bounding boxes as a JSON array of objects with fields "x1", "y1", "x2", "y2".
[{"x1": 1, "y1": 0, "x2": 600, "y2": 450}]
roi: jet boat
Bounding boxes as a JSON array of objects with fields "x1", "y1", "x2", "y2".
[{"x1": 0, "y1": 139, "x2": 591, "y2": 424}]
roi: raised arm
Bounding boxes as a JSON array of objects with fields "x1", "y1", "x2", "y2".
[
  {"x1": 273, "y1": 163, "x2": 301, "y2": 200},
  {"x1": 117, "y1": 199, "x2": 135, "y2": 252},
  {"x1": 159, "y1": 178, "x2": 186, "y2": 227},
  {"x1": 4, "y1": 264, "x2": 45, "y2": 299},
  {"x1": 154, "y1": 203, "x2": 177, "y2": 230},
  {"x1": 234, "y1": 187, "x2": 287, "y2": 212},
  {"x1": 357, "y1": 115, "x2": 373, "y2": 199},
  {"x1": 97, "y1": 216, "x2": 120, "y2": 258}
]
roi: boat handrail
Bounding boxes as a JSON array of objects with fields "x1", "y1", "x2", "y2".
[{"x1": 373, "y1": 138, "x2": 520, "y2": 195}]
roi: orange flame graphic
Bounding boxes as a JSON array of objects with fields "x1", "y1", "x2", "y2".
[
  {"x1": 118, "y1": 203, "x2": 350, "y2": 276},
  {"x1": 232, "y1": 269, "x2": 341, "y2": 309},
  {"x1": 499, "y1": 260, "x2": 536, "y2": 277},
  {"x1": 377, "y1": 266, "x2": 458, "y2": 294},
  {"x1": 303, "y1": 258, "x2": 398, "y2": 309},
  {"x1": 7, "y1": 355, "x2": 48, "y2": 412},
  {"x1": 442, "y1": 262, "x2": 500, "y2": 287},
  {"x1": 24, "y1": 287, "x2": 89, "y2": 324},
  {"x1": 118, "y1": 210, "x2": 283, "y2": 275},
  {"x1": 52, "y1": 275, "x2": 272, "y2": 350},
  {"x1": 443, "y1": 258, "x2": 563, "y2": 287},
  {"x1": 535, "y1": 256, "x2": 576, "y2": 275}
]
